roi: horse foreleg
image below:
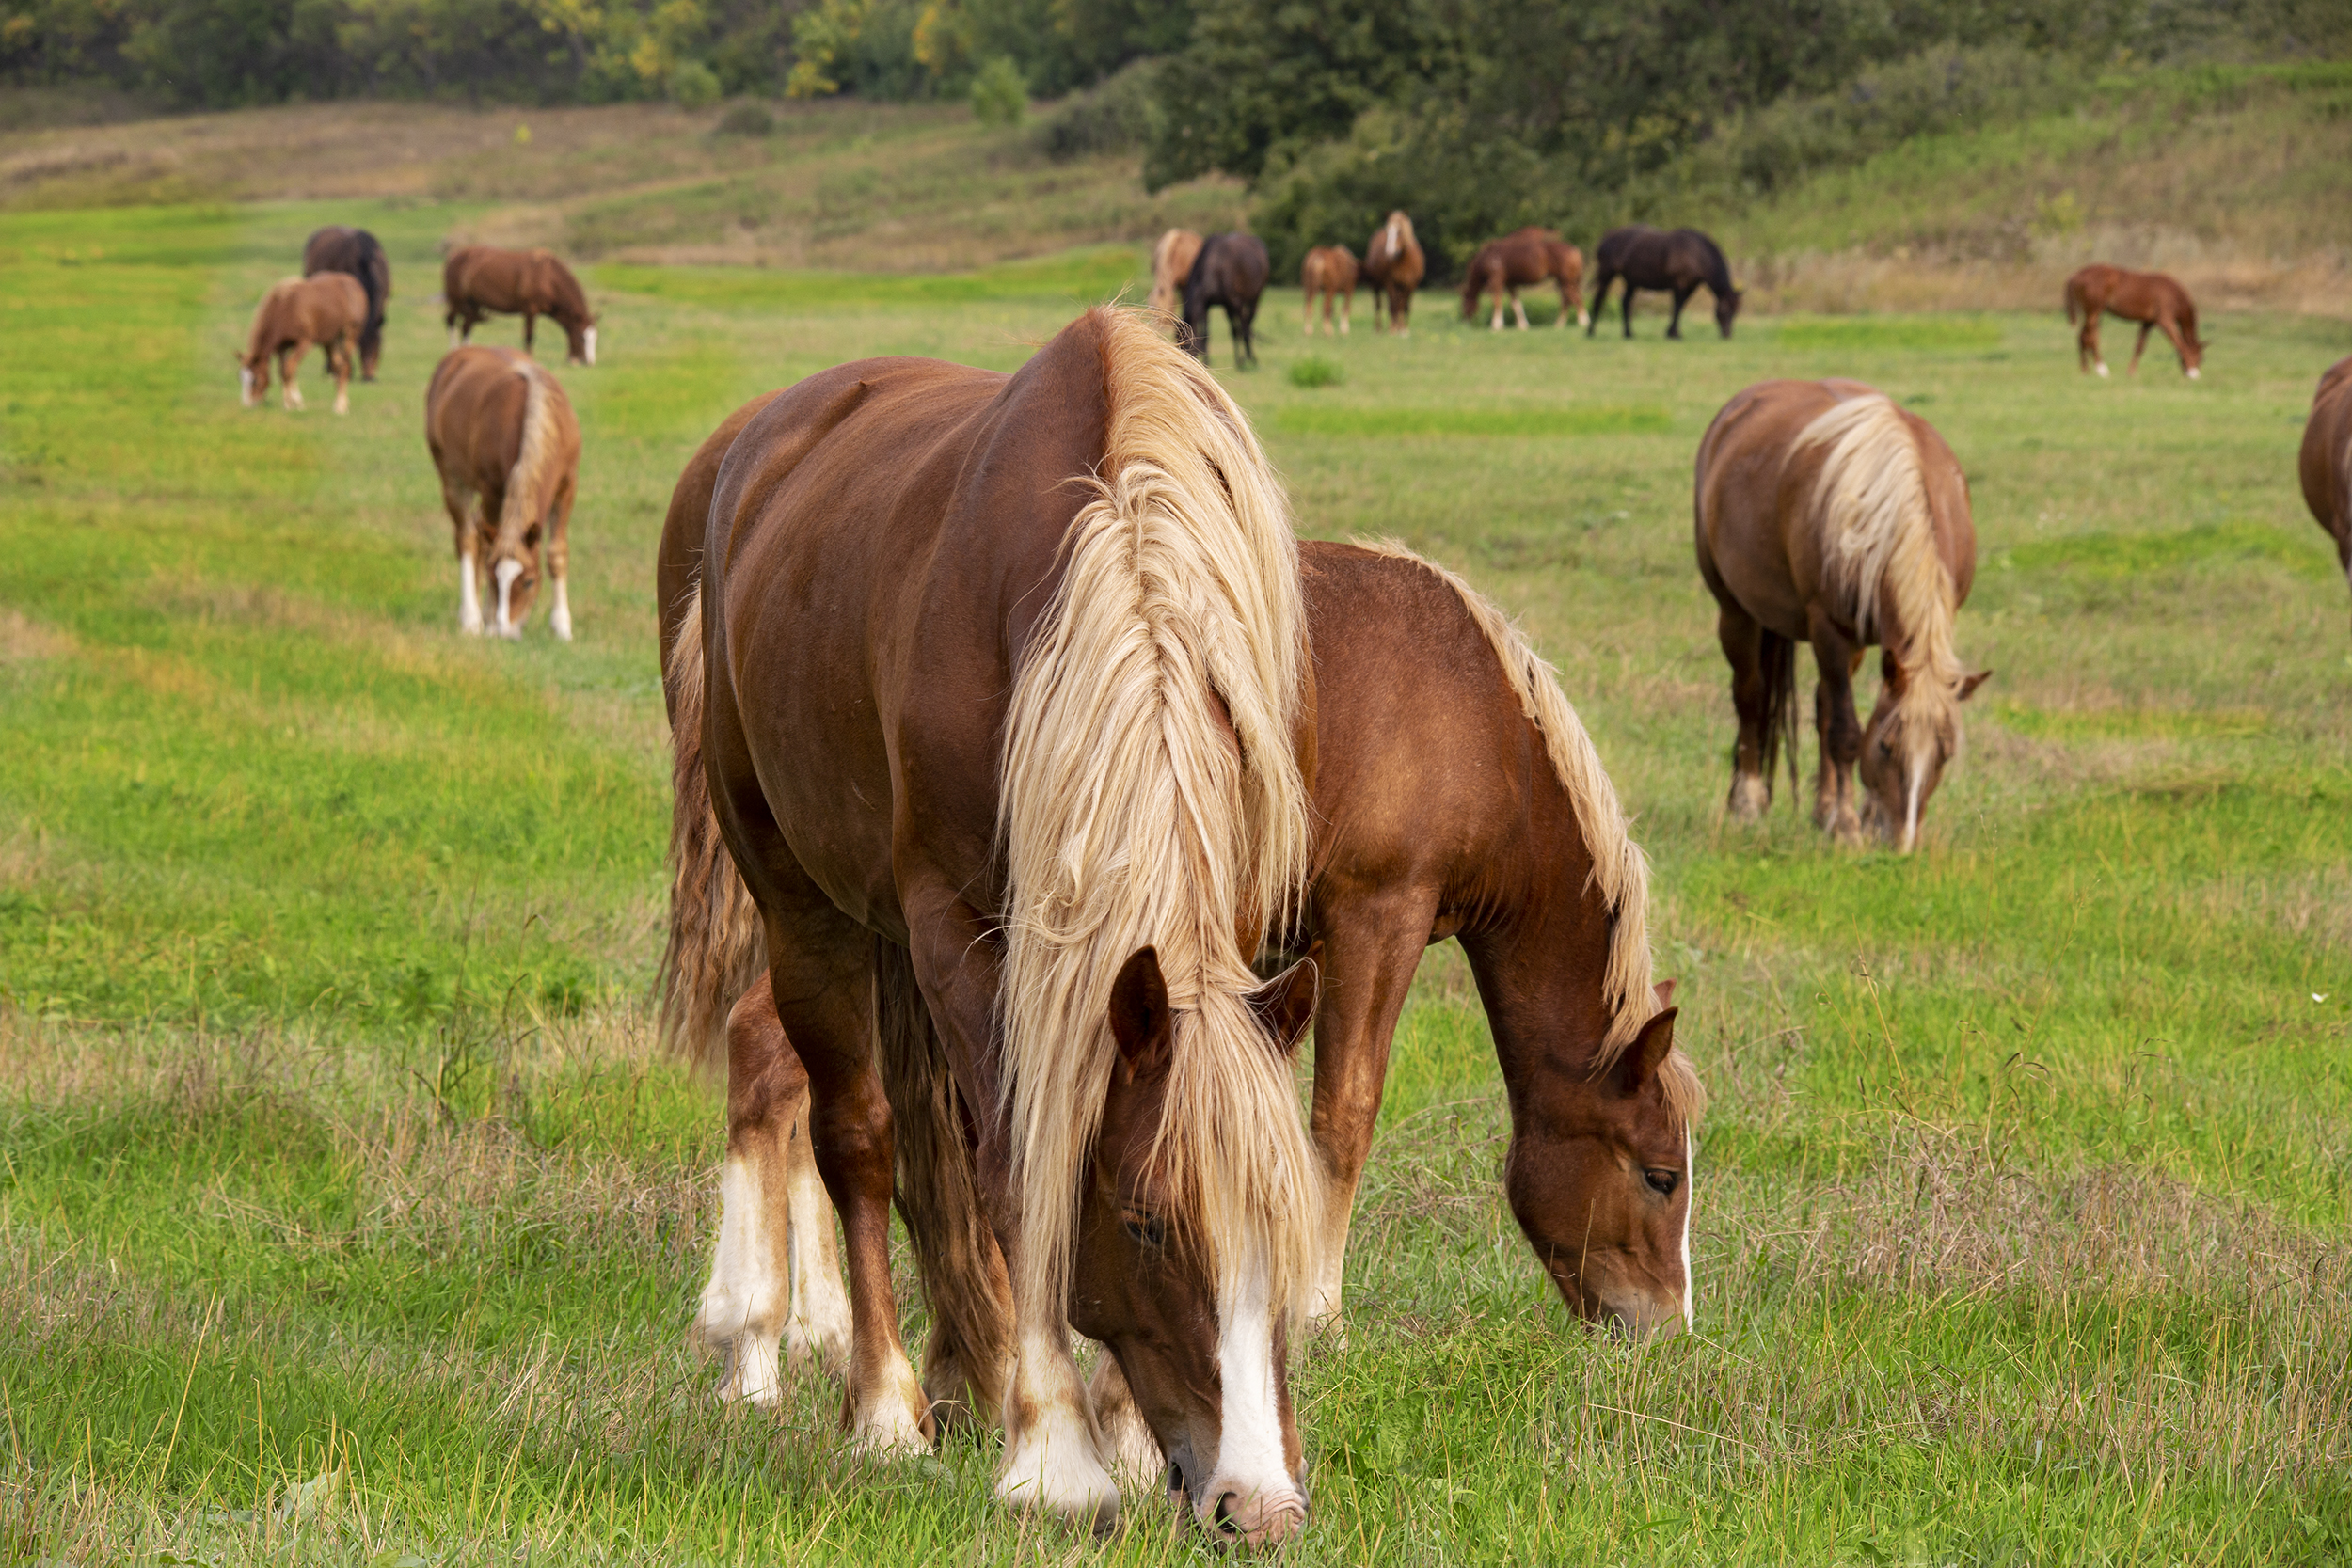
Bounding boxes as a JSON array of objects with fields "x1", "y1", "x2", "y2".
[
  {"x1": 1808, "y1": 610, "x2": 1865, "y2": 845},
  {"x1": 1511, "y1": 291, "x2": 1530, "y2": 330},
  {"x1": 1718, "y1": 602, "x2": 1773, "y2": 821},
  {"x1": 1621, "y1": 284, "x2": 1636, "y2": 339},
  {"x1": 1667, "y1": 284, "x2": 1696, "y2": 340},
  {"x1": 2084, "y1": 312, "x2": 2107, "y2": 376},
  {"x1": 2129, "y1": 322, "x2": 2153, "y2": 376},
  {"x1": 546, "y1": 475, "x2": 575, "y2": 642},
  {"x1": 2163, "y1": 316, "x2": 2200, "y2": 379},
  {"x1": 445, "y1": 484, "x2": 485, "y2": 635},
  {"x1": 331, "y1": 340, "x2": 351, "y2": 416},
  {"x1": 280, "y1": 345, "x2": 306, "y2": 410},
  {"x1": 522, "y1": 309, "x2": 536, "y2": 356},
  {"x1": 1338, "y1": 288, "x2": 1351, "y2": 335}
]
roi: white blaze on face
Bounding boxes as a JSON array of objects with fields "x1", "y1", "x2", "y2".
[
  {"x1": 1385, "y1": 215, "x2": 1402, "y2": 259},
  {"x1": 1200, "y1": 1250, "x2": 1302, "y2": 1532},
  {"x1": 1679, "y1": 1131, "x2": 1694, "y2": 1331},
  {"x1": 494, "y1": 556, "x2": 523, "y2": 634},
  {"x1": 239, "y1": 365, "x2": 255, "y2": 405},
  {"x1": 1902, "y1": 752, "x2": 1926, "y2": 853},
  {"x1": 459, "y1": 549, "x2": 483, "y2": 633},
  {"x1": 584, "y1": 325, "x2": 598, "y2": 366}
]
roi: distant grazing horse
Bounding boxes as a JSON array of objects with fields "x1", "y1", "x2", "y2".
[
  {"x1": 2300, "y1": 355, "x2": 2352, "y2": 605},
  {"x1": 424, "y1": 347, "x2": 580, "y2": 641},
  {"x1": 2065, "y1": 264, "x2": 2202, "y2": 380},
  {"x1": 1301, "y1": 245, "x2": 1359, "y2": 335},
  {"x1": 236, "y1": 274, "x2": 367, "y2": 415},
  {"x1": 302, "y1": 225, "x2": 391, "y2": 380},
  {"x1": 1180, "y1": 231, "x2": 1269, "y2": 368},
  {"x1": 656, "y1": 309, "x2": 1321, "y2": 1541},
  {"x1": 1148, "y1": 228, "x2": 1202, "y2": 324},
  {"x1": 1361, "y1": 210, "x2": 1425, "y2": 334},
  {"x1": 1589, "y1": 226, "x2": 1740, "y2": 340},
  {"x1": 1696, "y1": 380, "x2": 1988, "y2": 849},
  {"x1": 442, "y1": 245, "x2": 598, "y2": 365},
  {"x1": 1462, "y1": 227, "x2": 1588, "y2": 331}
]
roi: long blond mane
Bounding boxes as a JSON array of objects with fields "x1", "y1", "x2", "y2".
[
  {"x1": 1354, "y1": 540, "x2": 1703, "y2": 1123},
  {"x1": 499, "y1": 361, "x2": 564, "y2": 553},
  {"x1": 1148, "y1": 230, "x2": 1200, "y2": 322},
  {"x1": 998, "y1": 307, "x2": 1319, "y2": 1329},
  {"x1": 1797, "y1": 392, "x2": 1967, "y2": 746}
]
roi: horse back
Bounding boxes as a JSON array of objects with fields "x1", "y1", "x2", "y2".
[
  {"x1": 2300, "y1": 355, "x2": 2352, "y2": 547},
  {"x1": 426, "y1": 346, "x2": 535, "y2": 486},
  {"x1": 1694, "y1": 380, "x2": 1849, "y2": 635}
]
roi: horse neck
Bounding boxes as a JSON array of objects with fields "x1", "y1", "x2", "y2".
[{"x1": 1458, "y1": 832, "x2": 1619, "y2": 1093}]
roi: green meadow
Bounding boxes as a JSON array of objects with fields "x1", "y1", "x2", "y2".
[{"x1": 3, "y1": 190, "x2": 2349, "y2": 1565}]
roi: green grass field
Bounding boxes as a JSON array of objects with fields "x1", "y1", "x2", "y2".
[{"x1": 4, "y1": 190, "x2": 2351, "y2": 1565}]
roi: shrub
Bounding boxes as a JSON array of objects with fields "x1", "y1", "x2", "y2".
[
  {"x1": 670, "y1": 60, "x2": 723, "y2": 110},
  {"x1": 1035, "y1": 57, "x2": 1157, "y2": 162},
  {"x1": 714, "y1": 100, "x2": 776, "y2": 136},
  {"x1": 970, "y1": 55, "x2": 1027, "y2": 128},
  {"x1": 1288, "y1": 356, "x2": 1343, "y2": 388}
]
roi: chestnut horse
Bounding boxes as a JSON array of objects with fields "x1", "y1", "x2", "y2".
[
  {"x1": 1361, "y1": 211, "x2": 1425, "y2": 334},
  {"x1": 663, "y1": 396, "x2": 1704, "y2": 1468},
  {"x1": 1180, "y1": 231, "x2": 1269, "y2": 369},
  {"x1": 302, "y1": 225, "x2": 391, "y2": 381},
  {"x1": 423, "y1": 347, "x2": 580, "y2": 641},
  {"x1": 1301, "y1": 245, "x2": 1359, "y2": 335},
  {"x1": 1461, "y1": 228, "x2": 1588, "y2": 331},
  {"x1": 442, "y1": 245, "x2": 598, "y2": 366},
  {"x1": 236, "y1": 274, "x2": 367, "y2": 415},
  {"x1": 1696, "y1": 380, "x2": 1988, "y2": 849},
  {"x1": 1589, "y1": 226, "x2": 1740, "y2": 340},
  {"x1": 1148, "y1": 228, "x2": 1202, "y2": 324},
  {"x1": 2065, "y1": 264, "x2": 2203, "y2": 380},
  {"x1": 658, "y1": 309, "x2": 1323, "y2": 1540},
  {"x1": 2300, "y1": 355, "x2": 2352, "y2": 604}
]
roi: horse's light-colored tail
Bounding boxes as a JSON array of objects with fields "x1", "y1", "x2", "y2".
[
  {"x1": 658, "y1": 584, "x2": 769, "y2": 1072},
  {"x1": 998, "y1": 306, "x2": 1320, "y2": 1329}
]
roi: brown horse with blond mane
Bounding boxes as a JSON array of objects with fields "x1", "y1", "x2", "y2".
[
  {"x1": 1300, "y1": 245, "x2": 1359, "y2": 335},
  {"x1": 1462, "y1": 228, "x2": 1589, "y2": 331},
  {"x1": 424, "y1": 347, "x2": 580, "y2": 641},
  {"x1": 1147, "y1": 228, "x2": 1202, "y2": 325},
  {"x1": 1362, "y1": 211, "x2": 1425, "y2": 334},
  {"x1": 661, "y1": 388, "x2": 1703, "y2": 1491},
  {"x1": 443, "y1": 245, "x2": 598, "y2": 365},
  {"x1": 2301, "y1": 354, "x2": 2352, "y2": 607},
  {"x1": 236, "y1": 274, "x2": 367, "y2": 415},
  {"x1": 658, "y1": 308, "x2": 1323, "y2": 1541},
  {"x1": 1697, "y1": 380, "x2": 1988, "y2": 850},
  {"x1": 2065, "y1": 264, "x2": 2203, "y2": 379}
]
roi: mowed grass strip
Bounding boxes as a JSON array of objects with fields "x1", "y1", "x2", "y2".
[{"x1": 3, "y1": 194, "x2": 2351, "y2": 1563}]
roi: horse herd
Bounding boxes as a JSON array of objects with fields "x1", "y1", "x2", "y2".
[{"x1": 234, "y1": 219, "x2": 2352, "y2": 1544}]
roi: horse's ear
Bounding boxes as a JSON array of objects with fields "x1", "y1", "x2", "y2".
[
  {"x1": 1108, "y1": 947, "x2": 1174, "y2": 1085},
  {"x1": 1247, "y1": 943, "x2": 1320, "y2": 1059},
  {"x1": 1616, "y1": 1007, "x2": 1677, "y2": 1095},
  {"x1": 1958, "y1": 670, "x2": 1993, "y2": 703},
  {"x1": 1653, "y1": 978, "x2": 1677, "y2": 1009}
]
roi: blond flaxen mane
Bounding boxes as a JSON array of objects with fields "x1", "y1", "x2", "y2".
[
  {"x1": 1354, "y1": 539, "x2": 1704, "y2": 1124},
  {"x1": 498, "y1": 360, "x2": 564, "y2": 556},
  {"x1": 999, "y1": 307, "x2": 1320, "y2": 1330}
]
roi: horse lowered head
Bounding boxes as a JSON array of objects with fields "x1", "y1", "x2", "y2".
[
  {"x1": 1067, "y1": 947, "x2": 1321, "y2": 1545},
  {"x1": 1856, "y1": 661, "x2": 1991, "y2": 852},
  {"x1": 1714, "y1": 287, "x2": 1743, "y2": 339},
  {"x1": 1502, "y1": 983, "x2": 1696, "y2": 1338}
]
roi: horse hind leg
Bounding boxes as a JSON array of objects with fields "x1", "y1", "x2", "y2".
[
  {"x1": 280, "y1": 346, "x2": 305, "y2": 410},
  {"x1": 1717, "y1": 603, "x2": 1773, "y2": 821},
  {"x1": 1807, "y1": 611, "x2": 1865, "y2": 845},
  {"x1": 1511, "y1": 291, "x2": 1530, "y2": 330}
]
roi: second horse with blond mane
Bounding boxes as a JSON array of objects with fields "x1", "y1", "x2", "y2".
[
  {"x1": 424, "y1": 347, "x2": 580, "y2": 640},
  {"x1": 659, "y1": 308, "x2": 1321, "y2": 1541},
  {"x1": 1697, "y1": 380, "x2": 1988, "y2": 850}
]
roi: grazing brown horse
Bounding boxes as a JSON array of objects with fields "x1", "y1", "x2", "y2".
[
  {"x1": 442, "y1": 245, "x2": 598, "y2": 366},
  {"x1": 1696, "y1": 381, "x2": 1988, "y2": 849},
  {"x1": 2065, "y1": 264, "x2": 2203, "y2": 380},
  {"x1": 1148, "y1": 228, "x2": 1202, "y2": 324},
  {"x1": 658, "y1": 309, "x2": 1323, "y2": 1540},
  {"x1": 236, "y1": 274, "x2": 367, "y2": 415},
  {"x1": 302, "y1": 225, "x2": 390, "y2": 380},
  {"x1": 1361, "y1": 211, "x2": 1425, "y2": 334},
  {"x1": 1589, "y1": 226, "x2": 1740, "y2": 340},
  {"x1": 2300, "y1": 355, "x2": 2352, "y2": 604},
  {"x1": 1461, "y1": 228, "x2": 1589, "y2": 331},
  {"x1": 1180, "y1": 232, "x2": 1270, "y2": 369},
  {"x1": 662, "y1": 394, "x2": 1705, "y2": 1469},
  {"x1": 423, "y1": 347, "x2": 580, "y2": 641},
  {"x1": 1300, "y1": 245, "x2": 1359, "y2": 335}
]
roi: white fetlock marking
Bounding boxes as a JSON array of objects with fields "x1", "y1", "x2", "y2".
[
  {"x1": 286, "y1": 384, "x2": 303, "y2": 410},
  {"x1": 548, "y1": 579, "x2": 574, "y2": 643},
  {"x1": 2187, "y1": 366, "x2": 2201, "y2": 380},
  {"x1": 458, "y1": 549, "x2": 484, "y2": 635},
  {"x1": 2096, "y1": 361, "x2": 2110, "y2": 378},
  {"x1": 584, "y1": 325, "x2": 598, "y2": 365},
  {"x1": 694, "y1": 1154, "x2": 790, "y2": 1406},
  {"x1": 849, "y1": 1356, "x2": 932, "y2": 1456},
  {"x1": 996, "y1": 1332, "x2": 1119, "y2": 1522},
  {"x1": 782, "y1": 1132, "x2": 851, "y2": 1370},
  {"x1": 333, "y1": 389, "x2": 349, "y2": 416}
]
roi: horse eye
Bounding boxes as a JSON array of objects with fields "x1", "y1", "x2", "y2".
[
  {"x1": 1122, "y1": 1212, "x2": 1166, "y2": 1248},
  {"x1": 1644, "y1": 1168, "x2": 1680, "y2": 1196}
]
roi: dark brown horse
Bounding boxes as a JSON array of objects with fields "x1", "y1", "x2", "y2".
[
  {"x1": 1461, "y1": 227, "x2": 1589, "y2": 331},
  {"x1": 424, "y1": 347, "x2": 580, "y2": 641},
  {"x1": 1300, "y1": 245, "x2": 1358, "y2": 336},
  {"x1": 236, "y1": 274, "x2": 367, "y2": 415},
  {"x1": 1696, "y1": 380, "x2": 1987, "y2": 849},
  {"x1": 658, "y1": 309, "x2": 1322, "y2": 1541},
  {"x1": 1361, "y1": 210, "x2": 1425, "y2": 334},
  {"x1": 1179, "y1": 231, "x2": 1269, "y2": 369},
  {"x1": 302, "y1": 225, "x2": 390, "y2": 380},
  {"x1": 2065, "y1": 264, "x2": 2203, "y2": 380},
  {"x1": 2300, "y1": 355, "x2": 2352, "y2": 606},
  {"x1": 664, "y1": 398, "x2": 1705, "y2": 1471},
  {"x1": 1589, "y1": 226, "x2": 1740, "y2": 340},
  {"x1": 442, "y1": 245, "x2": 597, "y2": 365}
]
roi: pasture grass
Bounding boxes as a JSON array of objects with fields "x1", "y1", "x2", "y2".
[{"x1": 3, "y1": 198, "x2": 2351, "y2": 1563}]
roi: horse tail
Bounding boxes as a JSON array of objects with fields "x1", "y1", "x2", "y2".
[
  {"x1": 1758, "y1": 626, "x2": 1800, "y2": 806},
  {"x1": 875, "y1": 938, "x2": 1012, "y2": 1426},
  {"x1": 657, "y1": 580, "x2": 770, "y2": 1071},
  {"x1": 352, "y1": 230, "x2": 388, "y2": 356},
  {"x1": 998, "y1": 305, "x2": 1319, "y2": 1329}
]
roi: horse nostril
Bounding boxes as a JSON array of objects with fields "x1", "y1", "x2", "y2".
[{"x1": 1212, "y1": 1494, "x2": 1240, "y2": 1534}]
